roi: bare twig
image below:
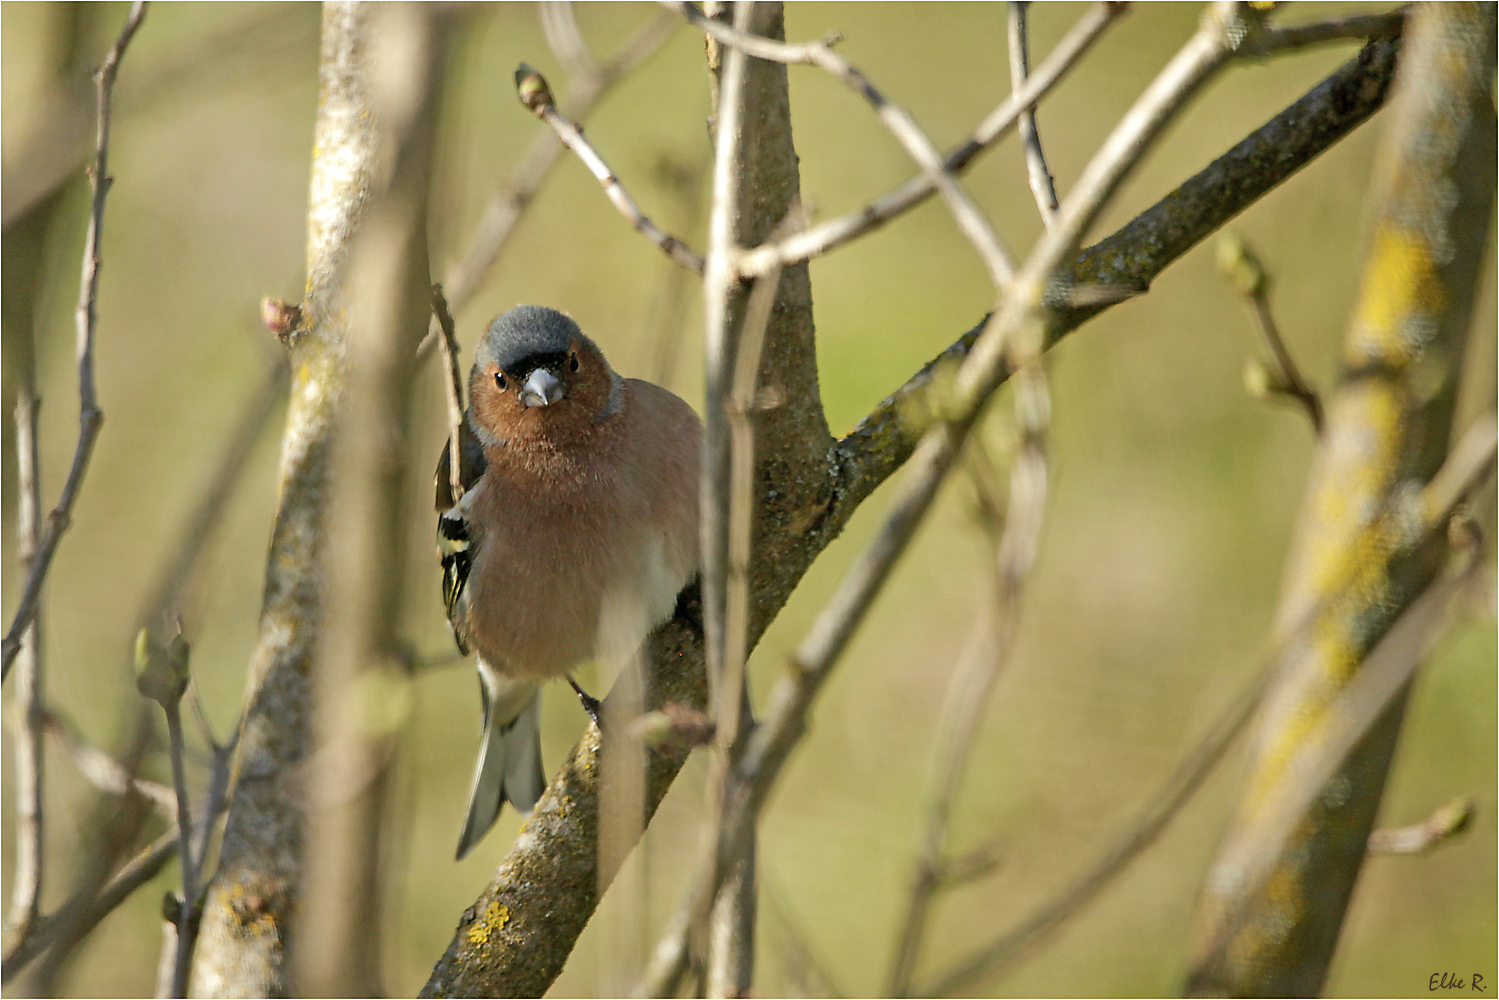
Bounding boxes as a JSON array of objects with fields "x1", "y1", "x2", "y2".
[
  {"x1": 2, "y1": 0, "x2": 147, "y2": 682},
  {"x1": 424, "y1": 8, "x2": 679, "y2": 332},
  {"x1": 514, "y1": 63, "x2": 706, "y2": 274},
  {"x1": 1217, "y1": 233, "x2": 1323, "y2": 431},
  {"x1": 1243, "y1": 8, "x2": 1406, "y2": 56},
  {"x1": 699, "y1": 8, "x2": 757, "y2": 990},
  {"x1": 430, "y1": 284, "x2": 466, "y2": 505},
  {"x1": 887, "y1": 363, "x2": 1050, "y2": 998},
  {"x1": 732, "y1": 1, "x2": 1123, "y2": 279},
  {"x1": 1009, "y1": 2, "x2": 1060, "y2": 222},
  {"x1": 134, "y1": 627, "x2": 201, "y2": 999},
  {"x1": 1, "y1": 830, "x2": 179, "y2": 981},
  {"x1": 1368, "y1": 795, "x2": 1475, "y2": 854},
  {"x1": 667, "y1": 0, "x2": 1015, "y2": 285}
]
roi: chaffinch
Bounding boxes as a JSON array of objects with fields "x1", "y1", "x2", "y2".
[{"x1": 436, "y1": 305, "x2": 701, "y2": 859}]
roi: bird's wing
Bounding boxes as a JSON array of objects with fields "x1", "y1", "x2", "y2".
[
  {"x1": 436, "y1": 417, "x2": 487, "y2": 655},
  {"x1": 434, "y1": 416, "x2": 488, "y2": 511}
]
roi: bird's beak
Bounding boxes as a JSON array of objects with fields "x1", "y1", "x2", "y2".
[{"x1": 519, "y1": 368, "x2": 564, "y2": 408}]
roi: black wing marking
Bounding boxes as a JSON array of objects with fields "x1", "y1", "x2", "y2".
[
  {"x1": 436, "y1": 415, "x2": 487, "y2": 656},
  {"x1": 438, "y1": 510, "x2": 474, "y2": 655},
  {"x1": 434, "y1": 416, "x2": 488, "y2": 511}
]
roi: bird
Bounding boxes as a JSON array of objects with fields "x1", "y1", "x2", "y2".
[{"x1": 436, "y1": 304, "x2": 701, "y2": 859}]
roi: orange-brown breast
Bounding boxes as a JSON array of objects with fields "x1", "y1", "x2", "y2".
[{"x1": 463, "y1": 378, "x2": 700, "y2": 680}]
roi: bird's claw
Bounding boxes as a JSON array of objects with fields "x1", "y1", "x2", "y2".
[{"x1": 567, "y1": 676, "x2": 603, "y2": 730}]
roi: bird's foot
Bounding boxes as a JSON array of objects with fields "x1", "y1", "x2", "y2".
[{"x1": 567, "y1": 676, "x2": 603, "y2": 729}]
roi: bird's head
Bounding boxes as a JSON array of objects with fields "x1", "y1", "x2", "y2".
[{"x1": 468, "y1": 305, "x2": 622, "y2": 447}]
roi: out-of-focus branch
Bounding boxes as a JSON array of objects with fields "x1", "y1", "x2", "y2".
[
  {"x1": 1188, "y1": 8, "x2": 1496, "y2": 992},
  {"x1": 1217, "y1": 233, "x2": 1323, "y2": 431},
  {"x1": 2, "y1": 5, "x2": 319, "y2": 231},
  {"x1": 2, "y1": 0, "x2": 147, "y2": 682},
  {"x1": 1009, "y1": 2, "x2": 1059, "y2": 223},
  {"x1": 1243, "y1": 7, "x2": 1406, "y2": 55},
  {"x1": 41, "y1": 707, "x2": 175, "y2": 813},
  {"x1": 191, "y1": 3, "x2": 413, "y2": 993},
  {"x1": 514, "y1": 63, "x2": 706, "y2": 274},
  {"x1": 1, "y1": 830, "x2": 178, "y2": 981},
  {"x1": 297, "y1": 6, "x2": 447, "y2": 998},
  {"x1": 4, "y1": 340, "x2": 45, "y2": 952},
  {"x1": 920, "y1": 409, "x2": 1493, "y2": 997},
  {"x1": 887, "y1": 365, "x2": 1050, "y2": 998}
]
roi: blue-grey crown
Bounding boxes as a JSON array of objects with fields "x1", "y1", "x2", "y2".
[{"x1": 475, "y1": 305, "x2": 582, "y2": 373}]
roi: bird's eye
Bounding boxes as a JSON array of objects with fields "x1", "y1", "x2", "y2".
[
  {"x1": 569, "y1": 352, "x2": 579, "y2": 372},
  {"x1": 495, "y1": 372, "x2": 507, "y2": 390}
]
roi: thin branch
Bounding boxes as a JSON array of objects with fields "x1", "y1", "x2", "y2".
[
  {"x1": 887, "y1": 363, "x2": 1050, "y2": 998},
  {"x1": 920, "y1": 668, "x2": 1269, "y2": 996},
  {"x1": 732, "y1": 1, "x2": 1123, "y2": 279},
  {"x1": 1217, "y1": 233, "x2": 1323, "y2": 431},
  {"x1": 2, "y1": 0, "x2": 148, "y2": 682},
  {"x1": 132, "y1": 626, "x2": 202, "y2": 1000},
  {"x1": 1009, "y1": 2, "x2": 1060, "y2": 223},
  {"x1": 514, "y1": 63, "x2": 706, "y2": 274},
  {"x1": 1367, "y1": 795, "x2": 1475, "y2": 855},
  {"x1": 699, "y1": 8, "x2": 756, "y2": 990},
  {"x1": 667, "y1": 0, "x2": 1015, "y2": 285},
  {"x1": 430, "y1": 284, "x2": 466, "y2": 505},
  {"x1": 837, "y1": 36, "x2": 1404, "y2": 513},
  {"x1": 426, "y1": 8, "x2": 679, "y2": 329},
  {"x1": 1, "y1": 830, "x2": 179, "y2": 980},
  {"x1": 1243, "y1": 8, "x2": 1406, "y2": 56}
]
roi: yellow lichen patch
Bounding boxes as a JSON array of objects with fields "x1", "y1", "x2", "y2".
[
  {"x1": 466, "y1": 900, "x2": 510, "y2": 946},
  {"x1": 1347, "y1": 226, "x2": 1446, "y2": 366}
]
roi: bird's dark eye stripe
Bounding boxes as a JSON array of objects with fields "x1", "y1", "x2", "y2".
[
  {"x1": 569, "y1": 352, "x2": 579, "y2": 371},
  {"x1": 499, "y1": 350, "x2": 570, "y2": 380}
]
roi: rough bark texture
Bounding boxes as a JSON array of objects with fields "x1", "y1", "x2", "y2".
[
  {"x1": 420, "y1": 30, "x2": 1409, "y2": 1000},
  {"x1": 191, "y1": 4, "x2": 385, "y2": 995},
  {"x1": 1186, "y1": 6, "x2": 1496, "y2": 996}
]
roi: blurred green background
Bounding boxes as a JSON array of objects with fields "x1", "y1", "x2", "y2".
[{"x1": 2, "y1": 3, "x2": 1493, "y2": 996}]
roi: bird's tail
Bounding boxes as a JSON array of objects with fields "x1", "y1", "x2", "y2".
[{"x1": 456, "y1": 664, "x2": 545, "y2": 860}]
